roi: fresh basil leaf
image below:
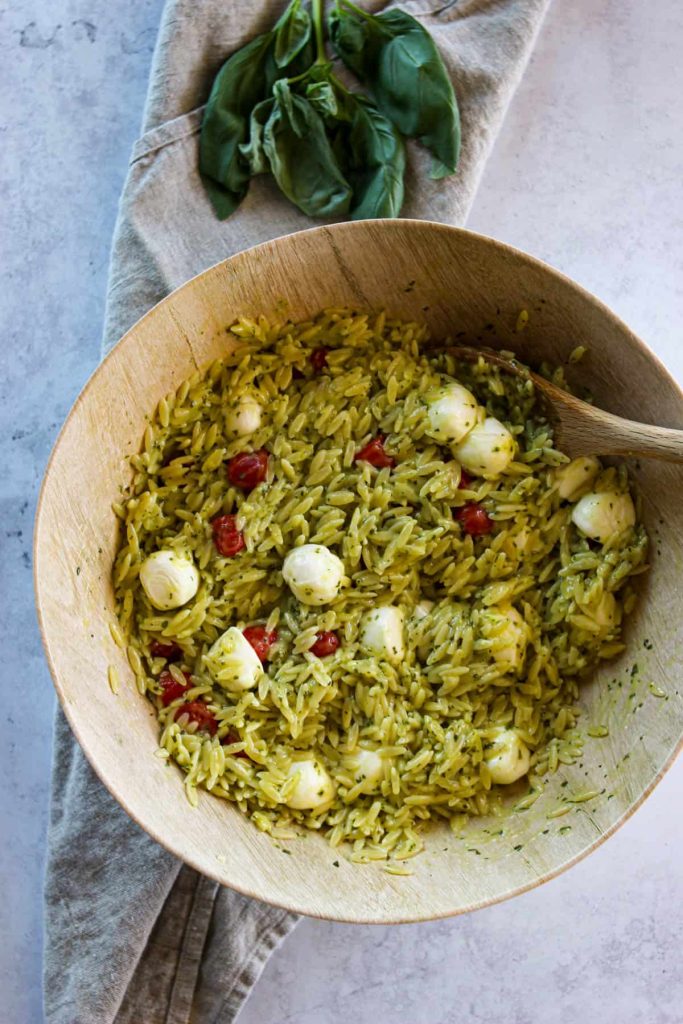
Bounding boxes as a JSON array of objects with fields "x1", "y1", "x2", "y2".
[
  {"x1": 274, "y1": 0, "x2": 312, "y2": 68},
  {"x1": 328, "y1": 6, "x2": 368, "y2": 58},
  {"x1": 200, "y1": 177, "x2": 244, "y2": 220},
  {"x1": 340, "y1": 95, "x2": 405, "y2": 220},
  {"x1": 264, "y1": 80, "x2": 352, "y2": 218},
  {"x1": 199, "y1": 32, "x2": 275, "y2": 217},
  {"x1": 329, "y1": 6, "x2": 460, "y2": 178},
  {"x1": 199, "y1": 18, "x2": 314, "y2": 220},
  {"x1": 305, "y1": 80, "x2": 339, "y2": 119},
  {"x1": 238, "y1": 98, "x2": 275, "y2": 175}
]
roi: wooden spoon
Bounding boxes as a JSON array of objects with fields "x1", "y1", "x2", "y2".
[{"x1": 443, "y1": 345, "x2": 683, "y2": 462}]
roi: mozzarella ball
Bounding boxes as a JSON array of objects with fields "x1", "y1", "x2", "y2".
[
  {"x1": 360, "y1": 606, "x2": 405, "y2": 663},
  {"x1": 555, "y1": 456, "x2": 600, "y2": 501},
  {"x1": 285, "y1": 759, "x2": 335, "y2": 810},
  {"x1": 282, "y1": 544, "x2": 344, "y2": 605},
  {"x1": 204, "y1": 626, "x2": 263, "y2": 692},
  {"x1": 492, "y1": 605, "x2": 528, "y2": 671},
  {"x1": 413, "y1": 599, "x2": 434, "y2": 621},
  {"x1": 425, "y1": 382, "x2": 480, "y2": 445},
  {"x1": 347, "y1": 748, "x2": 384, "y2": 792},
  {"x1": 572, "y1": 491, "x2": 635, "y2": 543},
  {"x1": 225, "y1": 395, "x2": 262, "y2": 436},
  {"x1": 139, "y1": 550, "x2": 199, "y2": 610},
  {"x1": 485, "y1": 729, "x2": 530, "y2": 784},
  {"x1": 452, "y1": 417, "x2": 515, "y2": 478}
]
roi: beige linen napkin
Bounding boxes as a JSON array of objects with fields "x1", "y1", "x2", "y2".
[{"x1": 44, "y1": 2, "x2": 551, "y2": 1021}]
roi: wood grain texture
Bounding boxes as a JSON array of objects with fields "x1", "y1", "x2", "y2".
[{"x1": 34, "y1": 221, "x2": 683, "y2": 923}]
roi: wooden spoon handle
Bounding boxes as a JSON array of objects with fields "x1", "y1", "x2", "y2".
[{"x1": 550, "y1": 396, "x2": 683, "y2": 462}]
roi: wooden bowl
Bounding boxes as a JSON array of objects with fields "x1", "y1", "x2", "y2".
[{"x1": 35, "y1": 221, "x2": 683, "y2": 923}]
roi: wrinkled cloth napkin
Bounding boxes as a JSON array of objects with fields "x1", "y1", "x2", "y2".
[{"x1": 44, "y1": 1, "x2": 551, "y2": 1020}]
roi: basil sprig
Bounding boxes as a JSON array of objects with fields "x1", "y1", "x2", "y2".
[
  {"x1": 329, "y1": 3, "x2": 460, "y2": 179},
  {"x1": 199, "y1": 0, "x2": 459, "y2": 221}
]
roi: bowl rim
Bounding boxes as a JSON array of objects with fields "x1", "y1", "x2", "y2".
[{"x1": 34, "y1": 218, "x2": 683, "y2": 923}]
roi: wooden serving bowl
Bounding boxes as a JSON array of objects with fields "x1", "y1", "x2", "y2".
[{"x1": 35, "y1": 221, "x2": 683, "y2": 923}]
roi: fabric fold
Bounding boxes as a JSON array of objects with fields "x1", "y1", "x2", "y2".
[{"x1": 43, "y1": 1, "x2": 551, "y2": 1021}]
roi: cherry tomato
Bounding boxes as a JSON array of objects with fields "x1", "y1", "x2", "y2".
[
  {"x1": 159, "y1": 669, "x2": 193, "y2": 706},
  {"x1": 242, "y1": 625, "x2": 278, "y2": 662},
  {"x1": 150, "y1": 640, "x2": 182, "y2": 661},
  {"x1": 354, "y1": 435, "x2": 395, "y2": 469},
  {"x1": 212, "y1": 513, "x2": 245, "y2": 557},
  {"x1": 455, "y1": 502, "x2": 494, "y2": 537},
  {"x1": 458, "y1": 469, "x2": 472, "y2": 489},
  {"x1": 310, "y1": 347, "x2": 329, "y2": 373},
  {"x1": 310, "y1": 631, "x2": 340, "y2": 657},
  {"x1": 227, "y1": 449, "x2": 269, "y2": 492},
  {"x1": 174, "y1": 701, "x2": 217, "y2": 735}
]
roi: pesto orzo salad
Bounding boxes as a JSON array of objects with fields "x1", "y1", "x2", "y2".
[{"x1": 111, "y1": 309, "x2": 648, "y2": 864}]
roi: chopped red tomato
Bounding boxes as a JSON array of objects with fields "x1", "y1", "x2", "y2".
[
  {"x1": 310, "y1": 631, "x2": 340, "y2": 657},
  {"x1": 159, "y1": 669, "x2": 193, "y2": 706},
  {"x1": 174, "y1": 700, "x2": 217, "y2": 735},
  {"x1": 227, "y1": 449, "x2": 269, "y2": 492},
  {"x1": 150, "y1": 640, "x2": 182, "y2": 661},
  {"x1": 458, "y1": 469, "x2": 472, "y2": 489},
  {"x1": 310, "y1": 347, "x2": 329, "y2": 373},
  {"x1": 455, "y1": 502, "x2": 493, "y2": 537},
  {"x1": 242, "y1": 625, "x2": 278, "y2": 662},
  {"x1": 355, "y1": 435, "x2": 395, "y2": 469},
  {"x1": 220, "y1": 728, "x2": 250, "y2": 757},
  {"x1": 212, "y1": 513, "x2": 245, "y2": 557}
]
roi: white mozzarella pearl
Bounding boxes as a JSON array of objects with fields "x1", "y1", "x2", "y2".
[
  {"x1": 452, "y1": 417, "x2": 515, "y2": 478},
  {"x1": 285, "y1": 759, "x2": 335, "y2": 809},
  {"x1": 225, "y1": 396, "x2": 262, "y2": 436},
  {"x1": 204, "y1": 626, "x2": 263, "y2": 692},
  {"x1": 360, "y1": 606, "x2": 405, "y2": 663},
  {"x1": 139, "y1": 550, "x2": 199, "y2": 610},
  {"x1": 282, "y1": 544, "x2": 344, "y2": 605},
  {"x1": 347, "y1": 748, "x2": 384, "y2": 791},
  {"x1": 425, "y1": 382, "x2": 480, "y2": 445},
  {"x1": 485, "y1": 729, "x2": 530, "y2": 784},
  {"x1": 572, "y1": 491, "x2": 635, "y2": 543}
]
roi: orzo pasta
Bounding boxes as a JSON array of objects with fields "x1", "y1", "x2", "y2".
[{"x1": 112, "y1": 309, "x2": 648, "y2": 862}]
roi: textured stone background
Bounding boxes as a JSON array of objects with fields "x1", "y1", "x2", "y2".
[{"x1": 2, "y1": 1, "x2": 682, "y2": 1021}]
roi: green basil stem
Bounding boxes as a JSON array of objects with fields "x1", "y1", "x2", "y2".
[{"x1": 312, "y1": 0, "x2": 326, "y2": 61}]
